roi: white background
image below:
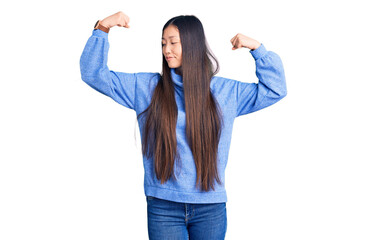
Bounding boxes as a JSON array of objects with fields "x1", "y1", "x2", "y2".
[{"x1": 1, "y1": 0, "x2": 375, "y2": 239}]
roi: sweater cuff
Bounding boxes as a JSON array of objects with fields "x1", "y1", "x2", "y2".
[
  {"x1": 92, "y1": 29, "x2": 109, "y2": 39},
  {"x1": 250, "y1": 43, "x2": 267, "y2": 61}
]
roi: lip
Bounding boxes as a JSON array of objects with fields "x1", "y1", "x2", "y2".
[{"x1": 166, "y1": 57, "x2": 174, "y2": 61}]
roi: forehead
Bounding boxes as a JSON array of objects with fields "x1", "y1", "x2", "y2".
[{"x1": 162, "y1": 25, "x2": 180, "y2": 40}]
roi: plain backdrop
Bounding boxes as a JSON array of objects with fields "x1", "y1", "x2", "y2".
[{"x1": 1, "y1": 0, "x2": 375, "y2": 239}]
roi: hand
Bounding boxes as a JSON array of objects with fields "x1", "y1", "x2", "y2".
[
  {"x1": 230, "y1": 33, "x2": 261, "y2": 51},
  {"x1": 100, "y1": 11, "x2": 131, "y2": 29}
]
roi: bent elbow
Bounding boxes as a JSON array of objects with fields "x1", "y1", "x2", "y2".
[
  {"x1": 270, "y1": 85, "x2": 287, "y2": 99},
  {"x1": 280, "y1": 88, "x2": 287, "y2": 99},
  {"x1": 80, "y1": 74, "x2": 91, "y2": 84},
  {"x1": 278, "y1": 81, "x2": 287, "y2": 99}
]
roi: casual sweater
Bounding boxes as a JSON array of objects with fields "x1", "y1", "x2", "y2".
[{"x1": 80, "y1": 28, "x2": 287, "y2": 204}]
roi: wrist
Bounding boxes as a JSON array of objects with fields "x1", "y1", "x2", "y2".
[
  {"x1": 251, "y1": 42, "x2": 261, "y2": 51},
  {"x1": 94, "y1": 20, "x2": 110, "y2": 33},
  {"x1": 99, "y1": 20, "x2": 111, "y2": 29}
]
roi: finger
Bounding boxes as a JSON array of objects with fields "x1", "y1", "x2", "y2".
[
  {"x1": 236, "y1": 37, "x2": 244, "y2": 48},
  {"x1": 230, "y1": 35, "x2": 238, "y2": 45},
  {"x1": 232, "y1": 39, "x2": 238, "y2": 50},
  {"x1": 120, "y1": 15, "x2": 129, "y2": 28},
  {"x1": 237, "y1": 38, "x2": 242, "y2": 48},
  {"x1": 233, "y1": 39, "x2": 243, "y2": 50},
  {"x1": 124, "y1": 19, "x2": 130, "y2": 28},
  {"x1": 230, "y1": 36, "x2": 235, "y2": 45},
  {"x1": 231, "y1": 39, "x2": 237, "y2": 49},
  {"x1": 230, "y1": 33, "x2": 239, "y2": 43},
  {"x1": 234, "y1": 38, "x2": 240, "y2": 48}
]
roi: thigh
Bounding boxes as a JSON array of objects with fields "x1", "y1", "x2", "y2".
[
  {"x1": 146, "y1": 196, "x2": 188, "y2": 240},
  {"x1": 188, "y1": 202, "x2": 227, "y2": 240}
]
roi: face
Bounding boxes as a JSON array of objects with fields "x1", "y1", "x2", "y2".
[{"x1": 162, "y1": 25, "x2": 182, "y2": 69}]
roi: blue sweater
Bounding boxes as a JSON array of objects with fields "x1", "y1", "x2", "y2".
[{"x1": 80, "y1": 29, "x2": 287, "y2": 204}]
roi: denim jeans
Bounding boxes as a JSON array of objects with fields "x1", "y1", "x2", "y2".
[{"x1": 146, "y1": 196, "x2": 227, "y2": 240}]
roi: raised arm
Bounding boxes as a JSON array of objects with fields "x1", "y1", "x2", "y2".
[
  {"x1": 79, "y1": 12, "x2": 138, "y2": 110},
  {"x1": 230, "y1": 33, "x2": 287, "y2": 117}
]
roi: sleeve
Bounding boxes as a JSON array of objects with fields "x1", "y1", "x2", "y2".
[
  {"x1": 236, "y1": 43, "x2": 287, "y2": 117},
  {"x1": 79, "y1": 29, "x2": 137, "y2": 110}
]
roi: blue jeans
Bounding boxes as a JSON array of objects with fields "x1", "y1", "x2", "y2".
[{"x1": 146, "y1": 196, "x2": 227, "y2": 240}]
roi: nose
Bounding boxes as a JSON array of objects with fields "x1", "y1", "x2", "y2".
[{"x1": 163, "y1": 44, "x2": 171, "y2": 55}]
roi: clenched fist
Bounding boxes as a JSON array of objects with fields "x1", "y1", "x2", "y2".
[
  {"x1": 230, "y1": 33, "x2": 261, "y2": 51},
  {"x1": 99, "y1": 11, "x2": 131, "y2": 29}
]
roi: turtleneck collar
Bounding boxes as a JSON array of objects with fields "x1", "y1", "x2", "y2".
[{"x1": 171, "y1": 68, "x2": 183, "y2": 89}]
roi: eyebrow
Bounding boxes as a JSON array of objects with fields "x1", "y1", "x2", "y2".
[{"x1": 161, "y1": 36, "x2": 178, "y2": 40}]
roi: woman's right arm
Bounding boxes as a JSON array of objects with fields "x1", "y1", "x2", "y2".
[{"x1": 79, "y1": 12, "x2": 139, "y2": 110}]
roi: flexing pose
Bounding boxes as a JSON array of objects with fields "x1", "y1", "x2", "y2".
[{"x1": 80, "y1": 11, "x2": 287, "y2": 240}]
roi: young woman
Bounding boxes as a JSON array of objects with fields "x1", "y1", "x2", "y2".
[{"x1": 80, "y1": 11, "x2": 287, "y2": 240}]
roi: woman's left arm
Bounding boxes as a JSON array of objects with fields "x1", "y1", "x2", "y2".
[{"x1": 231, "y1": 33, "x2": 287, "y2": 117}]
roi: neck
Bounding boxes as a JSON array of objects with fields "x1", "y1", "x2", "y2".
[{"x1": 175, "y1": 67, "x2": 182, "y2": 76}]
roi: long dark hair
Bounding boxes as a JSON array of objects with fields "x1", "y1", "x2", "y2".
[{"x1": 137, "y1": 15, "x2": 224, "y2": 192}]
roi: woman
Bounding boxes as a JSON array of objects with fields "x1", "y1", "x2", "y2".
[{"x1": 80, "y1": 11, "x2": 287, "y2": 240}]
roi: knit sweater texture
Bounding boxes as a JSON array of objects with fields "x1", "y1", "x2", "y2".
[{"x1": 80, "y1": 28, "x2": 287, "y2": 203}]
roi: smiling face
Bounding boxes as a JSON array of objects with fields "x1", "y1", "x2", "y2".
[{"x1": 162, "y1": 25, "x2": 182, "y2": 70}]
